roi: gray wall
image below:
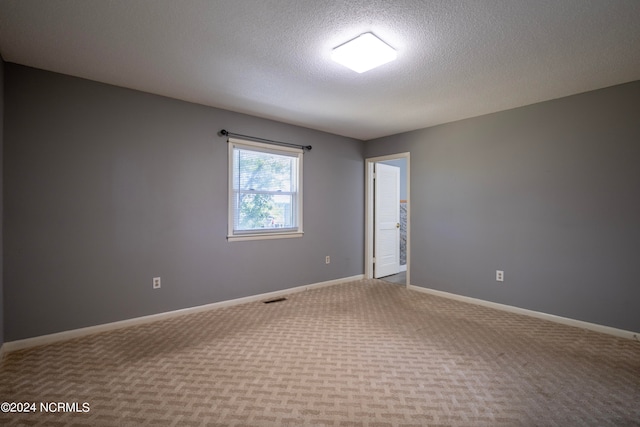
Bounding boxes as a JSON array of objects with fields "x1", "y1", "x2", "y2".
[
  {"x1": 0, "y1": 56, "x2": 4, "y2": 348},
  {"x1": 4, "y1": 64, "x2": 364, "y2": 341},
  {"x1": 365, "y1": 81, "x2": 640, "y2": 332}
]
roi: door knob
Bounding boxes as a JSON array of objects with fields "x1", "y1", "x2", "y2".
[{"x1": 396, "y1": 223, "x2": 400, "y2": 228}]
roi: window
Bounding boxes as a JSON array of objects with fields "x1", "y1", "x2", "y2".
[{"x1": 228, "y1": 138, "x2": 303, "y2": 241}]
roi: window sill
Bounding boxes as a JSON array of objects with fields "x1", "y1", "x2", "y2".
[{"x1": 227, "y1": 231, "x2": 304, "y2": 242}]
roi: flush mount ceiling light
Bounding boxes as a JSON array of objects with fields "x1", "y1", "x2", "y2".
[{"x1": 331, "y1": 32, "x2": 397, "y2": 73}]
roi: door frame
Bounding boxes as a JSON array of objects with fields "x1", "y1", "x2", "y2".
[{"x1": 365, "y1": 152, "x2": 410, "y2": 286}]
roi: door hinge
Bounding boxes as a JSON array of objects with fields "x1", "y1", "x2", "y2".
[{"x1": 372, "y1": 257, "x2": 376, "y2": 264}]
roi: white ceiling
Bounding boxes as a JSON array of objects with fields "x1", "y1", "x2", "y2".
[{"x1": 1, "y1": 0, "x2": 639, "y2": 140}]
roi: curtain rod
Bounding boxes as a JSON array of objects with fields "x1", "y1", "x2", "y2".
[{"x1": 220, "y1": 129, "x2": 312, "y2": 151}]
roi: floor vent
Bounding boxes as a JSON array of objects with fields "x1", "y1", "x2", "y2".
[{"x1": 263, "y1": 297, "x2": 287, "y2": 304}]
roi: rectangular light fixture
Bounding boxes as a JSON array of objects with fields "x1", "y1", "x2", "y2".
[{"x1": 331, "y1": 32, "x2": 397, "y2": 73}]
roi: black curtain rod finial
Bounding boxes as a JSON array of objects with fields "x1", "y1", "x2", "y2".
[{"x1": 219, "y1": 129, "x2": 312, "y2": 151}]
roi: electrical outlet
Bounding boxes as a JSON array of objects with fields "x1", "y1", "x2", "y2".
[
  {"x1": 496, "y1": 270, "x2": 504, "y2": 282},
  {"x1": 325, "y1": 256, "x2": 330, "y2": 264},
  {"x1": 153, "y1": 277, "x2": 161, "y2": 289}
]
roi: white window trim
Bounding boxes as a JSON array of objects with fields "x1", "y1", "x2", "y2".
[{"x1": 227, "y1": 138, "x2": 304, "y2": 242}]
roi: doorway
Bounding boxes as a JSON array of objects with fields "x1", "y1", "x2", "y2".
[{"x1": 365, "y1": 153, "x2": 410, "y2": 286}]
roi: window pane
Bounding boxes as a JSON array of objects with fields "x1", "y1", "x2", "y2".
[
  {"x1": 229, "y1": 140, "x2": 303, "y2": 239},
  {"x1": 234, "y1": 149, "x2": 295, "y2": 192},
  {"x1": 234, "y1": 193, "x2": 294, "y2": 231}
]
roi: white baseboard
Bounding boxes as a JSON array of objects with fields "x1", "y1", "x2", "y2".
[
  {"x1": 3, "y1": 274, "x2": 364, "y2": 354},
  {"x1": 408, "y1": 285, "x2": 639, "y2": 341}
]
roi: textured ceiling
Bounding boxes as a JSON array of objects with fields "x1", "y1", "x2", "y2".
[{"x1": 1, "y1": 0, "x2": 639, "y2": 140}]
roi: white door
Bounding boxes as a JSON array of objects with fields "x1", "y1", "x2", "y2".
[{"x1": 374, "y1": 163, "x2": 400, "y2": 278}]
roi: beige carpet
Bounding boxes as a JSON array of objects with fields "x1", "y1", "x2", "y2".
[{"x1": 1, "y1": 279, "x2": 639, "y2": 426}]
